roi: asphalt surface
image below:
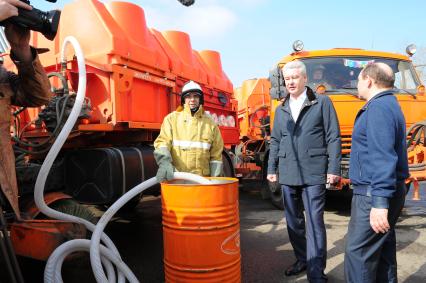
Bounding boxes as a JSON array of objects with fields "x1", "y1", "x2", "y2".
[{"x1": 9, "y1": 183, "x2": 426, "y2": 283}]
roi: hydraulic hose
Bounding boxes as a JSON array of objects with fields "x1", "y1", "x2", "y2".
[{"x1": 36, "y1": 37, "x2": 213, "y2": 282}]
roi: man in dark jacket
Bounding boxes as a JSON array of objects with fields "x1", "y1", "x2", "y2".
[
  {"x1": 344, "y1": 62, "x2": 409, "y2": 283},
  {"x1": 267, "y1": 60, "x2": 341, "y2": 282},
  {"x1": 0, "y1": 0, "x2": 52, "y2": 218}
]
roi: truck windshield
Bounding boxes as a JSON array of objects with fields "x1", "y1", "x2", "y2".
[{"x1": 300, "y1": 57, "x2": 420, "y2": 94}]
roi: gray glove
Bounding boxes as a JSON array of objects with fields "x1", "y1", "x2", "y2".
[
  {"x1": 154, "y1": 148, "x2": 174, "y2": 182},
  {"x1": 210, "y1": 161, "x2": 223, "y2": 177},
  {"x1": 156, "y1": 162, "x2": 174, "y2": 182}
]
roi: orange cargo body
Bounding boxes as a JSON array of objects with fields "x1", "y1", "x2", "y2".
[
  {"x1": 161, "y1": 178, "x2": 240, "y2": 282},
  {"x1": 24, "y1": 0, "x2": 239, "y2": 145},
  {"x1": 235, "y1": 78, "x2": 271, "y2": 140},
  {"x1": 30, "y1": 0, "x2": 175, "y2": 129}
]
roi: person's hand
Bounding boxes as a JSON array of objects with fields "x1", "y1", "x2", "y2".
[
  {"x1": 1, "y1": 0, "x2": 32, "y2": 62},
  {"x1": 0, "y1": 0, "x2": 32, "y2": 22},
  {"x1": 156, "y1": 162, "x2": 174, "y2": 183},
  {"x1": 327, "y1": 174, "x2": 340, "y2": 185},
  {"x1": 4, "y1": 23, "x2": 31, "y2": 62},
  {"x1": 267, "y1": 174, "x2": 277, "y2": 183},
  {"x1": 370, "y1": 208, "x2": 390, "y2": 234}
]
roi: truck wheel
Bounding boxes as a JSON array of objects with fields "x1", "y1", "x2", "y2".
[
  {"x1": 222, "y1": 151, "x2": 234, "y2": 177},
  {"x1": 262, "y1": 154, "x2": 284, "y2": 209},
  {"x1": 269, "y1": 180, "x2": 284, "y2": 210}
]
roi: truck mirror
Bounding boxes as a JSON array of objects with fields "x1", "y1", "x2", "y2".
[{"x1": 269, "y1": 66, "x2": 287, "y2": 100}]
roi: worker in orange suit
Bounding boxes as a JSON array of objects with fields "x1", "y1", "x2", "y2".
[
  {"x1": 154, "y1": 80, "x2": 224, "y2": 182},
  {"x1": 0, "y1": 0, "x2": 53, "y2": 218}
]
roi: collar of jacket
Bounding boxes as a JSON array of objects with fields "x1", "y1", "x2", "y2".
[
  {"x1": 282, "y1": 86, "x2": 318, "y2": 112},
  {"x1": 178, "y1": 104, "x2": 205, "y2": 118},
  {"x1": 361, "y1": 89, "x2": 395, "y2": 110}
]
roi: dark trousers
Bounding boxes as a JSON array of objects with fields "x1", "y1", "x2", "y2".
[
  {"x1": 282, "y1": 184, "x2": 327, "y2": 283},
  {"x1": 344, "y1": 194, "x2": 405, "y2": 283}
]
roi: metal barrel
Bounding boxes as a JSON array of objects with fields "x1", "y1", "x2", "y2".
[{"x1": 161, "y1": 177, "x2": 240, "y2": 282}]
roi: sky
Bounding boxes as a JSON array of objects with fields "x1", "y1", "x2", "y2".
[{"x1": 39, "y1": 0, "x2": 426, "y2": 87}]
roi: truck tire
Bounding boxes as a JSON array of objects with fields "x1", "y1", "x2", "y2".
[
  {"x1": 405, "y1": 182, "x2": 411, "y2": 195},
  {"x1": 222, "y1": 151, "x2": 235, "y2": 177},
  {"x1": 262, "y1": 153, "x2": 284, "y2": 210},
  {"x1": 49, "y1": 199, "x2": 99, "y2": 224}
]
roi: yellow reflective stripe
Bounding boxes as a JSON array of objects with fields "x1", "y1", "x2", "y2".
[
  {"x1": 173, "y1": 140, "x2": 211, "y2": 150},
  {"x1": 210, "y1": 160, "x2": 223, "y2": 164}
]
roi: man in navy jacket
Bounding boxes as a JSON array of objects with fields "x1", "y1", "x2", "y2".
[
  {"x1": 344, "y1": 62, "x2": 409, "y2": 283},
  {"x1": 267, "y1": 60, "x2": 341, "y2": 282}
]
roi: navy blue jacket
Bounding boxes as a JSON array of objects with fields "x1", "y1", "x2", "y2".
[
  {"x1": 349, "y1": 90, "x2": 409, "y2": 208},
  {"x1": 268, "y1": 87, "x2": 341, "y2": 186}
]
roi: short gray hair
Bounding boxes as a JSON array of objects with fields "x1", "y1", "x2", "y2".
[{"x1": 281, "y1": 60, "x2": 307, "y2": 77}]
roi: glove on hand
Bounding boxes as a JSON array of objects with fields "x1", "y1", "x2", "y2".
[
  {"x1": 156, "y1": 162, "x2": 174, "y2": 182},
  {"x1": 210, "y1": 161, "x2": 223, "y2": 177},
  {"x1": 154, "y1": 148, "x2": 174, "y2": 182}
]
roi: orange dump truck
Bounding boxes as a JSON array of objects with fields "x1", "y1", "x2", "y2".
[
  {"x1": 4, "y1": 0, "x2": 239, "y2": 260},
  {"x1": 234, "y1": 42, "x2": 426, "y2": 209}
]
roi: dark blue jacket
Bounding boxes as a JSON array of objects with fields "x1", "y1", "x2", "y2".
[
  {"x1": 267, "y1": 87, "x2": 341, "y2": 186},
  {"x1": 349, "y1": 90, "x2": 409, "y2": 208}
]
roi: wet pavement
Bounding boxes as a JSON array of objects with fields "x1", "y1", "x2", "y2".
[{"x1": 10, "y1": 183, "x2": 426, "y2": 282}]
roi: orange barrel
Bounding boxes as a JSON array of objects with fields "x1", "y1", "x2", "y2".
[{"x1": 161, "y1": 177, "x2": 240, "y2": 282}]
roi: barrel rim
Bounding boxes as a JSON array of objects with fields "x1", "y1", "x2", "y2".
[{"x1": 161, "y1": 177, "x2": 239, "y2": 187}]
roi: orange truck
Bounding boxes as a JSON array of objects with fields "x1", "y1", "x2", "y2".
[
  {"x1": 234, "y1": 41, "x2": 426, "y2": 209},
  {"x1": 3, "y1": 0, "x2": 239, "y2": 261}
]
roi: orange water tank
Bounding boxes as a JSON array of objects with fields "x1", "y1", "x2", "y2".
[
  {"x1": 152, "y1": 29, "x2": 208, "y2": 84},
  {"x1": 198, "y1": 50, "x2": 233, "y2": 94},
  {"x1": 161, "y1": 178, "x2": 240, "y2": 282}
]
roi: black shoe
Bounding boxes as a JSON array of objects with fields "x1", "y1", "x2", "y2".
[{"x1": 284, "y1": 260, "x2": 307, "y2": 276}]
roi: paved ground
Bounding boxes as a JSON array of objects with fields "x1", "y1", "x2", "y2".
[
  {"x1": 11, "y1": 183, "x2": 426, "y2": 283},
  {"x1": 239, "y1": 185, "x2": 426, "y2": 283}
]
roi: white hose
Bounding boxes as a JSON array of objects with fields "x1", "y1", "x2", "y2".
[
  {"x1": 44, "y1": 173, "x2": 210, "y2": 283},
  {"x1": 35, "y1": 36, "x2": 126, "y2": 283},
  {"x1": 45, "y1": 239, "x2": 130, "y2": 283},
  {"x1": 37, "y1": 37, "x2": 213, "y2": 282},
  {"x1": 90, "y1": 173, "x2": 211, "y2": 283}
]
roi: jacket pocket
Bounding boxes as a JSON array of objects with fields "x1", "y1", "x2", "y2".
[
  {"x1": 306, "y1": 147, "x2": 328, "y2": 175},
  {"x1": 308, "y1": 147, "x2": 328, "y2": 157}
]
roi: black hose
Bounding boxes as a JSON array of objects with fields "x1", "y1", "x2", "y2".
[
  {"x1": 407, "y1": 120, "x2": 426, "y2": 148},
  {"x1": 12, "y1": 71, "x2": 72, "y2": 154},
  {"x1": 249, "y1": 105, "x2": 270, "y2": 128},
  {"x1": 13, "y1": 94, "x2": 73, "y2": 150}
]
